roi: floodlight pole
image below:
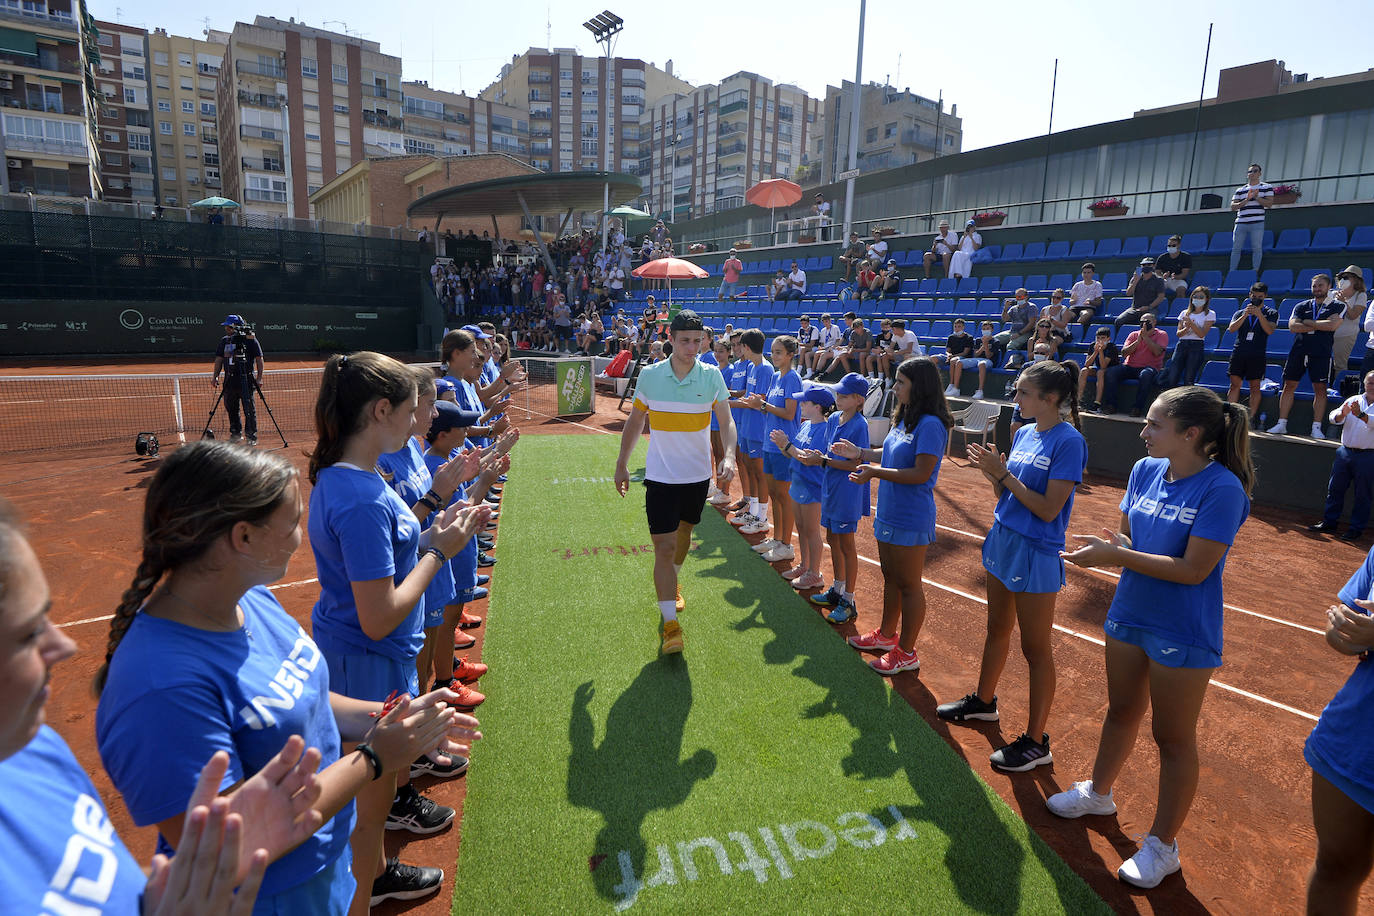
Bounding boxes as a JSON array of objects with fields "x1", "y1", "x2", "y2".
[
  {"x1": 841, "y1": 0, "x2": 865, "y2": 242},
  {"x1": 583, "y1": 10, "x2": 623, "y2": 257}
]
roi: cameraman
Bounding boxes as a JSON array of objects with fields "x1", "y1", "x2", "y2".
[{"x1": 211, "y1": 313, "x2": 264, "y2": 445}]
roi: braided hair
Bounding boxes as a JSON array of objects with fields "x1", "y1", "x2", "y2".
[{"x1": 93, "y1": 440, "x2": 296, "y2": 695}]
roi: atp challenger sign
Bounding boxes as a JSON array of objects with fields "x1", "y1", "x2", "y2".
[{"x1": 557, "y1": 358, "x2": 593, "y2": 416}]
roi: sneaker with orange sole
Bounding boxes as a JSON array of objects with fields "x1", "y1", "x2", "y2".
[
  {"x1": 458, "y1": 611, "x2": 483, "y2": 629},
  {"x1": 452, "y1": 657, "x2": 487, "y2": 683},
  {"x1": 454, "y1": 630, "x2": 476, "y2": 650},
  {"x1": 434, "y1": 678, "x2": 485, "y2": 708},
  {"x1": 661, "y1": 619, "x2": 684, "y2": 654},
  {"x1": 675, "y1": 585, "x2": 685, "y2": 612}
]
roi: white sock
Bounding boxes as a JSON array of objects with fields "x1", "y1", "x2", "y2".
[
  {"x1": 658, "y1": 600, "x2": 677, "y2": 623},
  {"x1": 756, "y1": 503, "x2": 768, "y2": 521},
  {"x1": 673, "y1": 563, "x2": 682, "y2": 578},
  {"x1": 842, "y1": 589, "x2": 854, "y2": 601},
  {"x1": 748, "y1": 497, "x2": 759, "y2": 515}
]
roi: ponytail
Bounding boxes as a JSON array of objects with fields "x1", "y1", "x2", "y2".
[
  {"x1": 93, "y1": 553, "x2": 164, "y2": 696},
  {"x1": 1218, "y1": 401, "x2": 1256, "y2": 497},
  {"x1": 1154, "y1": 386, "x2": 1255, "y2": 497},
  {"x1": 1060, "y1": 359, "x2": 1081, "y2": 430},
  {"x1": 309, "y1": 351, "x2": 416, "y2": 484},
  {"x1": 1019, "y1": 359, "x2": 1080, "y2": 429}
]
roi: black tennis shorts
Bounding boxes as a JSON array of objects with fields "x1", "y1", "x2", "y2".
[{"x1": 644, "y1": 479, "x2": 710, "y2": 535}]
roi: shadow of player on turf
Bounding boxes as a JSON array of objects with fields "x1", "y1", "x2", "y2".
[{"x1": 568, "y1": 663, "x2": 717, "y2": 905}]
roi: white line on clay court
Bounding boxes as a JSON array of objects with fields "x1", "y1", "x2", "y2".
[{"x1": 57, "y1": 577, "x2": 320, "y2": 630}]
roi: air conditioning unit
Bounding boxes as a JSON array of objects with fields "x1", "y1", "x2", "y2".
[
  {"x1": 0, "y1": 78, "x2": 11, "y2": 89},
  {"x1": 7, "y1": 159, "x2": 21, "y2": 168}
]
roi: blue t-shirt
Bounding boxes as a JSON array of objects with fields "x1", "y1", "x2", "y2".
[
  {"x1": 823, "y1": 411, "x2": 872, "y2": 522},
  {"x1": 762, "y1": 368, "x2": 803, "y2": 453},
  {"x1": 877, "y1": 413, "x2": 948, "y2": 533},
  {"x1": 309, "y1": 464, "x2": 424, "y2": 661},
  {"x1": 743, "y1": 361, "x2": 775, "y2": 443},
  {"x1": 381, "y1": 437, "x2": 454, "y2": 614},
  {"x1": 789, "y1": 419, "x2": 828, "y2": 493},
  {"x1": 701, "y1": 352, "x2": 721, "y2": 429},
  {"x1": 96, "y1": 586, "x2": 352, "y2": 898},
  {"x1": 993, "y1": 422, "x2": 1087, "y2": 552},
  {"x1": 1307, "y1": 547, "x2": 1374, "y2": 800},
  {"x1": 0, "y1": 726, "x2": 146, "y2": 913},
  {"x1": 1107, "y1": 457, "x2": 1250, "y2": 656},
  {"x1": 424, "y1": 448, "x2": 479, "y2": 592},
  {"x1": 727, "y1": 358, "x2": 750, "y2": 432},
  {"x1": 448, "y1": 375, "x2": 489, "y2": 448}
]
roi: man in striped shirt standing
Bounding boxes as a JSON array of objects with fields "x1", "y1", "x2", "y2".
[
  {"x1": 1230, "y1": 162, "x2": 1274, "y2": 274},
  {"x1": 616, "y1": 310, "x2": 737, "y2": 654}
]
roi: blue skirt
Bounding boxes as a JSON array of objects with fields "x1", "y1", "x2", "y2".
[{"x1": 981, "y1": 521, "x2": 1064, "y2": 593}]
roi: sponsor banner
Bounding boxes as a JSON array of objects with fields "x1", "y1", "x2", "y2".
[
  {"x1": 556, "y1": 358, "x2": 593, "y2": 416},
  {"x1": 0, "y1": 301, "x2": 418, "y2": 356}
]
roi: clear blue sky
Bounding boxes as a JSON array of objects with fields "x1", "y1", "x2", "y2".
[{"x1": 92, "y1": 0, "x2": 1373, "y2": 152}]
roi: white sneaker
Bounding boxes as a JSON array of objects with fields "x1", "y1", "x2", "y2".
[
  {"x1": 1117, "y1": 835, "x2": 1181, "y2": 889},
  {"x1": 740, "y1": 518, "x2": 771, "y2": 535},
  {"x1": 750, "y1": 538, "x2": 782, "y2": 554},
  {"x1": 1311, "y1": 422, "x2": 1326, "y2": 440},
  {"x1": 1045, "y1": 780, "x2": 1117, "y2": 818},
  {"x1": 944, "y1": 384, "x2": 958, "y2": 396},
  {"x1": 972, "y1": 389, "x2": 984, "y2": 399},
  {"x1": 762, "y1": 544, "x2": 796, "y2": 562},
  {"x1": 708, "y1": 489, "x2": 732, "y2": 506},
  {"x1": 1267, "y1": 419, "x2": 1288, "y2": 435},
  {"x1": 729, "y1": 511, "x2": 755, "y2": 527}
]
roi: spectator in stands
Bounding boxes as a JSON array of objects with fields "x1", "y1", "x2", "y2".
[
  {"x1": 887, "y1": 318, "x2": 923, "y2": 381},
  {"x1": 719, "y1": 248, "x2": 743, "y2": 301},
  {"x1": 1225, "y1": 281, "x2": 1279, "y2": 420},
  {"x1": 1079, "y1": 326, "x2": 1119, "y2": 411},
  {"x1": 874, "y1": 259, "x2": 902, "y2": 301},
  {"x1": 867, "y1": 318, "x2": 895, "y2": 380},
  {"x1": 552, "y1": 295, "x2": 573, "y2": 352},
  {"x1": 941, "y1": 317, "x2": 989, "y2": 399},
  {"x1": 1307, "y1": 371, "x2": 1374, "y2": 541},
  {"x1": 1161, "y1": 287, "x2": 1216, "y2": 389},
  {"x1": 824, "y1": 315, "x2": 874, "y2": 376},
  {"x1": 785, "y1": 260, "x2": 807, "y2": 302},
  {"x1": 923, "y1": 219, "x2": 958, "y2": 278},
  {"x1": 1115, "y1": 258, "x2": 1167, "y2": 332},
  {"x1": 1334, "y1": 265, "x2": 1369, "y2": 374},
  {"x1": 1155, "y1": 234, "x2": 1193, "y2": 299},
  {"x1": 769, "y1": 269, "x2": 789, "y2": 302},
  {"x1": 949, "y1": 219, "x2": 983, "y2": 279},
  {"x1": 1040, "y1": 289, "x2": 1072, "y2": 344},
  {"x1": 1030, "y1": 321, "x2": 1063, "y2": 364},
  {"x1": 607, "y1": 262, "x2": 626, "y2": 302},
  {"x1": 1267, "y1": 273, "x2": 1344, "y2": 439},
  {"x1": 804, "y1": 313, "x2": 843, "y2": 379},
  {"x1": 812, "y1": 193, "x2": 832, "y2": 241},
  {"x1": 855, "y1": 259, "x2": 879, "y2": 302},
  {"x1": 1230, "y1": 163, "x2": 1274, "y2": 273},
  {"x1": 1067, "y1": 263, "x2": 1105, "y2": 339},
  {"x1": 867, "y1": 232, "x2": 889, "y2": 265},
  {"x1": 1102, "y1": 313, "x2": 1168, "y2": 416},
  {"x1": 796, "y1": 315, "x2": 820, "y2": 369},
  {"x1": 839, "y1": 232, "x2": 867, "y2": 281},
  {"x1": 994, "y1": 289, "x2": 1038, "y2": 368}
]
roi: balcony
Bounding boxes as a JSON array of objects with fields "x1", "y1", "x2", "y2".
[
  {"x1": 239, "y1": 124, "x2": 280, "y2": 141},
  {"x1": 529, "y1": 127, "x2": 551, "y2": 138},
  {"x1": 0, "y1": 6, "x2": 76, "y2": 30},
  {"x1": 362, "y1": 110, "x2": 403, "y2": 130},
  {"x1": 717, "y1": 122, "x2": 745, "y2": 138},
  {"x1": 203, "y1": 153, "x2": 220, "y2": 166},
  {"x1": 529, "y1": 108, "x2": 551, "y2": 121},
  {"x1": 0, "y1": 49, "x2": 82, "y2": 75},
  {"x1": 4, "y1": 135, "x2": 85, "y2": 157},
  {"x1": 128, "y1": 159, "x2": 153, "y2": 174},
  {"x1": 201, "y1": 129, "x2": 218, "y2": 143},
  {"x1": 198, "y1": 63, "x2": 220, "y2": 75},
  {"x1": 237, "y1": 90, "x2": 281, "y2": 110},
  {"x1": 899, "y1": 128, "x2": 938, "y2": 151},
  {"x1": 718, "y1": 99, "x2": 747, "y2": 116},
  {"x1": 716, "y1": 141, "x2": 745, "y2": 158},
  {"x1": 528, "y1": 71, "x2": 551, "y2": 83},
  {"x1": 0, "y1": 94, "x2": 65, "y2": 114},
  {"x1": 242, "y1": 158, "x2": 284, "y2": 173},
  {"x1": 621, "y1": 76, "x2": 645, "y2": 89},
  {"x1": 243, "y1": 189, "x2": 286, "y2": 203},
  {"x1": 127, "y1": 110, "x2": 151, "y2": 128},
  {"x1": 235, "y1": 60, "x2": 285, "y2": 79},
  {"x1": 530, "y1": 142, "x2": 551, "y2": 155},
  {"x1": 361, "y1": 84, "x2": 392, "y2": 99}
]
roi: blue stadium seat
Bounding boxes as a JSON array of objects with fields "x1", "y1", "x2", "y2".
[
  {"x1": 975, "y1": 298, "x2": 1003, "y2": 316},
  {"x1": 997, "y1": 275, "x2": 1024, "y2": 295},
  {"x1": 1308, "y1": 227, "x2": 1348, "y2": 253},
  {"x1": 1348, "y1": 226, "x2": 1374, "y2": 252},
  {"x1": 857, "y1": 299, "x2": 877, "y2": 316},
  {"x1": 888, "y1": 250, "x2": 911, "y2": 267},
  {"x1": 806, "y1": 282, "x2": 823, "y2": 295},
  {"x1": 1021, "y1": 241, "x2": 1047, "y2": 262},
  {"x1": 928, "y1": 320, "x2": 953, "y2": 340},
  {"x1": 1197, "y1": 361, "x2": 1231, "y2": 393},
  {"x1": 1105, "y1": 297, "x2": 1134, "y2": 319},
  {"x1": 1121, "y1": 237, "x2": 1150, "y2": 259},
  {"x1": 909, "y1": 320, "x2": 931, "y2": 338},
  {"x1": 999, "y1": 243, "x2": 1024, "y2": 262},
  {"x1": 900, "y1": 279, "x2": 922, "y2": 295},
  {"x1": 1044, "y1": 240, "x2": 1071, "y2": 261},
  {"x1": 1192, "y1": 270, "x2": 1224, "y2": 291},
  {"x1": 1219, "y1": 270, "x2": 1258, "y2": 296},
  {"x1": 1274, "y1": 229, "x2": 1311, "y2": 254},
  {"x1": 952, "y1": 298, "x2": 978, "y2": 315},
  {"x1": 1048, "y1": 273, "x2": 1073, "y2": 292},
  {"x1": 933, "y1": 298, "x2": 957, "y2": 316},
  {"x1": 1093, "y1": 238, "x2": 1122, "y2": 259},
  {"x1": 1102, "y1": 272, "x2": 1130, "y2": 294},
  {"x1": 956, "y1": 277, "x2": 979, "y2": 294},
  {"x1": 822, "y1": 282, "x2": 836, "y2": 295},
  {"x1": 918, "y1": 278, "x2": 939, "y2": 294},
  {"x1": 937, "y1": 278, "x2": 959, "y2": 294},
  {"x1": 1278, "y1": 298, "x2": 1304, "y2": 322},
  {"x1": 911, "y1": 298, "x2": 935, "y2": 316},
  {"x1": 1180, "y1": 232, "x2": 1209, "y2": 254},
  {"x1": 1148, "y1": 235, "x2": 1172, "y2": 255},
  {"x1": 1024, "y1": 275, "x2": 1048, "y2": 293},
  {"x1": 817, "y1": 256, "x2": 833, "y2": 270},
  {"x1": 974, "y1": 244, "x2": 999, "y2": 264},
  {"x1": 1295, "y1": 268, "x2": 1333, "y2": 291},
  {"x1": 1267, "y1": 329, "x2": 1295, "y2": 356},
  {"x1": 1068, "y1": 239, "x2": 1096, "y2": 261},
  {"x1": 1258, "y1": 270, "x2": 1294, "y2": 294},
  {"x1": 977, "y1": 276, "x2": 1001, "y2": 295},
  {"x1": 1206, "y1": 232, "x2": 1233, "y2": 255}
]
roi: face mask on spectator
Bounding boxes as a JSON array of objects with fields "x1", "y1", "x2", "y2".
[
  {"x1": 1167, "y1": 245, "x2": 1179, "y2": 255},
  {"x1": 1192, "y1": 297, "x2": 1207, "y2": 308},
  {"x1": 1339, "y1": 278, "x2": 1353, "y2": 291}
]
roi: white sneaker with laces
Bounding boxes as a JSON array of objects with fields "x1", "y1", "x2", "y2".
[
  {"x1": 1117, "y1": 834, "x2": 1181, "y2": 889},
  {"x1": 972, "y1": 389, "x2": 984, "y2": 399},
  {"x1": 762, "y1": 544, "x2": 795, "y2": 562},
  {"x1": 750, "y1": 538, "x2": 782, "y2": 553},
  {"x1": 1045, "y1": 780, "x2": 1117, "y2": 818},
  {"x1": 708, "y1": 489, "x2": 732, "y2": 505},
  {"x1": 740, "y1": 518, "x2": 770, "y2": 535},
  {"x1": 944, "y1": 384, "x2": 958, "y2": 396},
  {"x1": 1267, "y1": 419, "x2": 1288, "y2": 435},
  {"x1": 1311, "y1": 422, "x2": 1326, "y2": 440}
]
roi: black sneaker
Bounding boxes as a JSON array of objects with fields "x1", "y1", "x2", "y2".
[
  {"x1": 246, "y1": 435, "x2": 257, "y2": 446},
  {"x1": 369, "y1": 858, "x2": 443, "y2": 905},
  {"x1": 409, "y1": 752, "x2": 469, "y2": 780},
  {"x1": 386, "y1": 783, "x2": 454, "y2": 834},
  {"x1": 990, "y1": 732, "x2": 1053, "y2": 772},
  {"x1": 478, "y1": 551, "x2": 497, "y2": 567},
  {"x1": 936, "y1": 693, "x2": 1000, "y2": 722}
]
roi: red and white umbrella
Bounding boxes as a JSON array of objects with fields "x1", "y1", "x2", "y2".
[
  {"x1": 631, "y1": 257, "x2": 709, "y2": 309},
  {"x1": 746, "y1": 178, "x2": 804, "y2": 245}
]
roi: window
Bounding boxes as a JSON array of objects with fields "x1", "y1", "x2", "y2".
[
  {"x1": 124, "y1": 89, "x2": 137, "y2": 104},
  {"x1": 178, "y1": 53, "x2": 192, "y2": 67},
  {"x1": 205, "y1": 167, "x2": 219, "y2": 182},
  {"x1": 181, "y1": 100, "x2": 194, "y2": 113},
  {"x1": 105, "y1": 152, "x2": 122, "y2": 165},
  {"x1": 154, "y1": 51, "x2": 168, "y2": 66},
  {"x1": 301, "y1": 57, "x2": 317, "y2": 78},
  {"x1": 333, "y1": 104, "x2": 348, "y2": 114},
  {"x1": 123, "y1": 66, "x2": 145, "y2": 81},
  {"x1": 98, "y1": 33, "x2": 113, "y2": 48},
  {"x1": 164, "y1": 195, "x2": 177, "y2": 205},
  {"x1": 159, "y1": 120, "x2": 172, "y2": 134},
  {"x1": 945, "y1": 134, "x2": 954, "y2": 146},
  {"x1": 161, "y1": 166, "x2": 177, "y2": 180},
  {"x1": 884, "y1": 121, "x2": 896, "y2": 138},
  {"x1": 305, "y1": 132, "x2": 320, "y2": 141},
  {"x1": 332, "y1": 63, "x2": 347, "y2": 83},
  {"x1": 182, "y1": 123, "x2": 195, "y2": 136},
  {"x1": 865, "y1": 127, "x2": 878, "y2": 143},
  {"x1": 179, "y1": 78, "x2": 192, "y2": 91},
  {"x1": 201, "y1": 101, "x2": 215, "y2": 116},
  {"x1": 155, "y1": 75, "x2": 169, "y2": 89},
  {"x1": 128, "y1": 133, "x2": 150, "y2": 150},
  {"x1": 157, "y1": 99, "x2": 170, "y2": 111},
  {"x1": 184, "y1": 143, "x2": 197, "y2": 158},
  {"x1": 103, "y1": 130, "x2": 120, "y2": 142}
]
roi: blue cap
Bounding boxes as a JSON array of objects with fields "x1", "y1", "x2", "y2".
[
  {"x1": 434, "y1": 378, "x2": 457, "y2": 397},
  {"x1": 462, "y1": 324, "x2": 493, "y2": 340},
  {"x1": 834, "y1": 372, "x2": 870, "y2": 397},
  {"x1": 222, "y1": 314, "x2": 243, "y2": 326},
  {"x1": 798, "y1": 384, "x2": 836, "y2": 410},
  {"x1": 429, "y1": 399, "x2": 480, "y2": 436}
]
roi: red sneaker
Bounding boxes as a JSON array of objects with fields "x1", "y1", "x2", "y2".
[
  {"x1": 459, "y1": 611, "x2": 483, "y2": 629},
  {"x1": 454, "y1": 630, "x2": 476, "y2": 650},
  {"x1": 869, "y1": 646, "x2": 920, "y2": 676},
  {"x1": 452, "y1": 657, "x2": 488, "y2": 683},
  {"x1": 439, "y1": 679, "x2": 485, "y2": 708},
  {"x1": 847, "y1": 628, "x2": 898, "y2": 653}
]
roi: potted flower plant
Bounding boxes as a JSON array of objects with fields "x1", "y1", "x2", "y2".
[
  {"x1": 734, "y1": 240, "x2": 754, "y2": 249},
  {"x1": 973, "y1": 210, "x2": 1006, "y2": 227},
  {"x1": 687, "y1": 242, "x2": 706, "y2": 254},
  {"x1": 1271, "y1": 184, "x2": 1302, "y2": 205},
  {"x1": 1088, "y1": 197, "x2": 1128, "y2": 218}
]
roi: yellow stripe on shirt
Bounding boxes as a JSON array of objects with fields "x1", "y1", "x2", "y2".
[{"x1": 648, "y1": 408, "x2": 712, "y2": 433}]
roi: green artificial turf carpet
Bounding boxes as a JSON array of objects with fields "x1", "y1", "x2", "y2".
[{"x1": 452, "y1": 433, "x2": 1107, "y2": 915}]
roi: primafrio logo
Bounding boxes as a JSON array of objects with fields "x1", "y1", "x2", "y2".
[{"x1": 118, "y1": 308, "x2": 144, "y2": 330}]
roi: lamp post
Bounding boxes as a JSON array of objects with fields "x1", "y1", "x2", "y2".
[{"x1": 583, "y1": 10, "x2": 622, "y2": 255}]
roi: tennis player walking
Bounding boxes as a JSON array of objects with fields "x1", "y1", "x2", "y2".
[{"x1": 615, "y1": 311, "x2": 737, "y2": 655}]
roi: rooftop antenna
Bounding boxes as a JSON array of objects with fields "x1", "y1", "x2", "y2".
[
  {"x1": 895, "y1": 52, "x2": 901, "y2": 92},
  {"x1": 546, "y1": 5, "x2": 552, "y2": 49}
]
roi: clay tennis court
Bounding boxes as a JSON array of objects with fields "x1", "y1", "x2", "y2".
[{"x1": 5, "y1": 360, "x2": 1364, "y2": 915}]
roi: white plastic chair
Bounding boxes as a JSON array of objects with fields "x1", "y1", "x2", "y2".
[{"x1": 948, "y1": 400, "x2": 1001, "y2": 456}]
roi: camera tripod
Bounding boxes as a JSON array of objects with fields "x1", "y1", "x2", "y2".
[{"x1": 201, "y1": 365, "x2": 287, "y2": 447}]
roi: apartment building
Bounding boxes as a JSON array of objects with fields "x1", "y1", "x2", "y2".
[
  {"x1": 0, "y1": 0, "x2": 100, "y2": 197},
  {"x1": 814, "y1": 81, "x2": 961, "y2": 184},
  {"x1": 480, "y1": 48, "x2": 692, "y2": 175},
  {"x1": 90, "y1": 20, "x2": 149, "y2": 204},
  {"x1": 401, "y1": 81, "x2": 527, "y2": 161},
  {"x1": 217, "y1": 16, "x2": 402, "y2": 220},
  {"x1": 143, "y1": 28, "x2": 226, "y2": 208},
  {"x1": 638, "y1": 72, "x2": 819, "y2": 221}
]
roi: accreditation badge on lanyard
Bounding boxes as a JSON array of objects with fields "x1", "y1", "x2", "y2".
[{"x1": 1245, "y1": 312, "x2": 1260, "y2": 342}]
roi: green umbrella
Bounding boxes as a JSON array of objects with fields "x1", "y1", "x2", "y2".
[
  {"x1": 190, "y1": 196, "x2": 241, "y2": 209},
  {"x1": 606, "y1": 205, "x2": 651, "y2": 218}
]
